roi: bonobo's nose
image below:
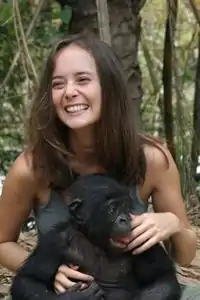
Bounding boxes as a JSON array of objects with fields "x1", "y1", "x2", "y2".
[
  {"x1": 116, "y1": 214, "x2": 129, "y2": 224},
  {"x1": 112, "y1": 213, "x2": 131, "y2": 236}
]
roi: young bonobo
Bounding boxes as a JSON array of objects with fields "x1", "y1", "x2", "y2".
[{"x1": 11, "y1": 173, "x2": 181, "y2": 300}]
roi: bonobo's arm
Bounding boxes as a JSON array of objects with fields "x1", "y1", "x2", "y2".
[
  {"x1": 14, "y1": 228, "x2": 65, "y2": 283},
  {"x1": 11, "y1": 276, "x2": 104, "y2": 300},
  {"x1": 132, "y1": 244, "x2": 176, "y2": 283},
  {"x1": 11, "y1": 225, "x2": 70, "y2": 299},
  {"x1": 132, "y1": 244, "x2": 181, "y2": 300},
  {"x1": 11, "y1": 225, "x2": 104, "y2": 300},
  {"x1": 134, "y1": 277, "x2": 181, "y2": 300}
]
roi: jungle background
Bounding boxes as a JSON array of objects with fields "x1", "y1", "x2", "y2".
[{"x1": 0, "y1": 0, "x2": 200, "y2": 297}]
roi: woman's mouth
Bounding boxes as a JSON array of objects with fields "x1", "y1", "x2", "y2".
[{"x1": 65, "y1": 104, "x2": 89, "y2": 114}]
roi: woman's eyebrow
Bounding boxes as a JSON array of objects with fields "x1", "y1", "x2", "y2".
[
  {"x1": 52, "y1": 71, "x2": 93, "y2": 80},
  {"x1": 52, "y1": 75, "x2": 64, "y2": 80},
  {"x1": 75, "y1": 71, "x2": 92, "y2": 75}
]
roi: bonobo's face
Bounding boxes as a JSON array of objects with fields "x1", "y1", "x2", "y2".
[
  {"x1": 91, "y1": 195, "x2": 132, "y2": 249},
  {"x1": 68, "y1": 191, "x2": 132, "y2": 250}
]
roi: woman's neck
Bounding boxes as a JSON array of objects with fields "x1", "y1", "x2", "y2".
[
  {"x1": 70, "y1": 126, "x2": 94, "y2": 150},
  {"x1": 68, "y1": 127, "x2": 105, "y2": 174}
]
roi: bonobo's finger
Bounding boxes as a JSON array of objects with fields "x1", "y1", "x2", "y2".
[
  {"x1": 95, "y1": 288, "x2": 105, "y2": 299},
  {"x1": 54, "y1": 272, "x2": 75, "y2": 291},
  {"x1": 83, "y1": 281, "x2": 101, "y2": 296},
  {"x1": 58, "y1": 264, "x2": 94, "y2": 282},
  {"x1": 80, "y1": 283, "x2": 89, "y2": 290},
  {"x1": 68, "y1": 282, "x2": 82, "y2": 292}
]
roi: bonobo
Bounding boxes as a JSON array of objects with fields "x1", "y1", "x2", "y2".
[{"x1": 11, "y1": 173, "x2": 181, "y2": 300}]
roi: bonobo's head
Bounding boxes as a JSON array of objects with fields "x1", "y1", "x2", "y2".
[{"x1": 67, "y1": 173, "x2": 133, "y2": 250}]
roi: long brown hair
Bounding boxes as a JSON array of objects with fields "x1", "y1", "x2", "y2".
[{"x1": 26, "y1": 33, "x2": 151, "y2": 188}]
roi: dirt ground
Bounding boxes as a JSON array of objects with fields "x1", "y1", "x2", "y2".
[{"x1": 1, "y1": 224, "x2": 200, "y2": 298}]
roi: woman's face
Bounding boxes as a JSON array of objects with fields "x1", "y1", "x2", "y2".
[{"x1": 52, "y1": 44, "x2": 102, "y2": 130}]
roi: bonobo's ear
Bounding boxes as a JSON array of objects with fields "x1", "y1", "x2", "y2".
[{"x1": 68, "y1": 198, "x2": 83, "y2": 213}]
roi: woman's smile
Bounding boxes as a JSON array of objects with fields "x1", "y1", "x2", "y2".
[{"x1": 65, "y1": 104, "x2": 89, "y2": 114}]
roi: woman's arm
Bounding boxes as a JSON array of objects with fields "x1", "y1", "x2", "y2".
[
  {"x1": 126, "y1": 144, "x2": 196, "y2": 267},
  {"x1": 0, "y1": 153, "x2": 38, "y2": 272},
  {"x1": 149, "y1": 145, "x2": 197, "y2": 266}
]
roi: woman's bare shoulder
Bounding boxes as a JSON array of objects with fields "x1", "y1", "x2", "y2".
[
  {"x1": 2, "y1": 151, "x2": 46, "y2": 200},
  {"x1": 11, "y1": 151, "x2": 35, "y2": 181},
  {"x1": 143, "y1": 142, "x2": 179, "y2": 188}
]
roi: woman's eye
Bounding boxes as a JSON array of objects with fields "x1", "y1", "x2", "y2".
[
  {"x1": 78, "y1": 77, "x2": 90, "y2": 84},
  {"x1": 52, "y1": 82, "x2": 64, "y2": 89}
]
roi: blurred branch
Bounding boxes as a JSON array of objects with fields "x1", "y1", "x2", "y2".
[
  {"x1": 188, "y1": 0, "x2": 200, "y2": 26},
  {"x1": 141, "y1": 33, "x2": 164, "y2": 133},
  {"x1": 13, "y1": 0, "x2": 30, "y2": 84},
  {"x1": 13, "y1": 0, "x2": 38, "y2": 84},
  {"x1": 141, "y1": 33, "x2": 160, "y2": 92},
  {"x1": 1, "y1": 0, "x2": 46, "y2": 88},
  {"x1": 96, "y1": 0, "x2": 111, "y2": 45},
  {"x1": 182, "y1": 26, "x2": 198, "y2": 84}
]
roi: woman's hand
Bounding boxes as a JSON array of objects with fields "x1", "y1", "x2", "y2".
[
  {"x1": 125, "y1": 212, "x2": 181, "y2": 254},
  {"x1": 54, "y1": 264, "x2": 94, "y2": 294}
]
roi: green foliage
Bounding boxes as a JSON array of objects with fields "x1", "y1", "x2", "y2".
[
  {"x1": 0, "y1": 0, "x2": 72, "y2": 174},
  {"x1": 139, "y1": 0, "x2": 199, "y2": 197},
  {"x1": 60, "y1": 5, "x2": 72, "y2": 25}
]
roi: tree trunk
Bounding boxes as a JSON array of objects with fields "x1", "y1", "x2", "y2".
[
  {"x1": 67, "y1": 0, "x2": 146, "y2": 122},
  {"x1": 162, "y1": 0, "x2": 178, "y2": 161},
  {"x1": 191, "y1": 32, "x2": 200, "y2": 176}
]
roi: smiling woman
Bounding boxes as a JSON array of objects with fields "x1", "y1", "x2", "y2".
[{"x1": 0, "y1": 33, "x2": 199, "y2": 300}]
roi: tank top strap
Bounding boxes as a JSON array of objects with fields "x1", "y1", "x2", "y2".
[{"x1": 129, "y1": 185, "x2": 149, "y2": 215}]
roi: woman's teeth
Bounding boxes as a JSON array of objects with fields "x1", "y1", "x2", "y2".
[{"x1": 65, "y1": 104, "x2": 89, "y2": 113}]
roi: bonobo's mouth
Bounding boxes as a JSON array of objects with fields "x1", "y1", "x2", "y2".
[{"x1": 109, "y1": 235, "x2": 130, "y2": 249}]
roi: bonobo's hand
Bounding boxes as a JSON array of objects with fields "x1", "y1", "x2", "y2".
[
  {"x1": 125, "y1": 212, "x2": 180, "y2": 254},
  {"x1": 54, "y1": 264, "x2": 94, "y2": 293},
  {"x1": 61, "y1": 282, "x2": 104, "y2": 300}
]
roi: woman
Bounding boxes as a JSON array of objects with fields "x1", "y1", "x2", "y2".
[{"x1": 0, "y1": 33, "x2": 199, "y2": 299}]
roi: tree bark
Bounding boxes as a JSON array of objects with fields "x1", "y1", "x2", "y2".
[
  {"x1": 191, "y1": 32, "x2": 200, "y2": 175},
  {"x1": 162, "y1": 0, "x2": 178, "y2": 161}
]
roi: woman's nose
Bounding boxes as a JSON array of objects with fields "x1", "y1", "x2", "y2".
[{"x1": 64, "y1": 83, "x2": 78, "y2": 99}]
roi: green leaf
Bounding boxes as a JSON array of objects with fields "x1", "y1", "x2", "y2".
[
  {"x1": 60, "y1": 5, "x2": 72, "y2": 25},
  {"x1": 0, "y1": 3, "x2": 12, "y2": 24}
]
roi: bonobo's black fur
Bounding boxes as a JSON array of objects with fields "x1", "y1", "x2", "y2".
[{"x1": 11, "y1": 173, "x2": 181, "y2": 300}]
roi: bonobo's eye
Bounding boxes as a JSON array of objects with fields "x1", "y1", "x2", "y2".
[{"x1": 108, "y1": 203, "x2": 116, "y2": 216}]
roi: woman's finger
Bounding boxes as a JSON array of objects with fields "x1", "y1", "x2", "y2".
[
  {"x1": 55, "y1": 282, "x2": 69, "y2": 294},
  {"x1": 126, "y1": 228, "x2": 157, "y2": 251},
  {"x1": 68, "y1": 264, "x2": 79, "y2": 270},
  {"x1": 130, "y1": 214, "x2": 147, "y2": 229},
  {"x1": 132, "y1": 236, "x2": 159, "y2": 254},
  {"x1": 129, "y1": 222, "x2": 152, "y2": 240}
]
